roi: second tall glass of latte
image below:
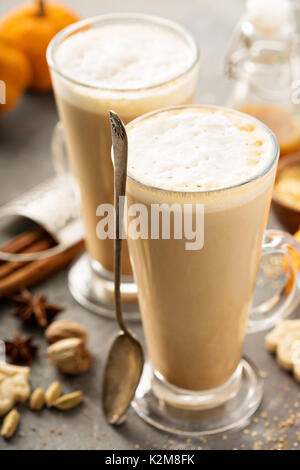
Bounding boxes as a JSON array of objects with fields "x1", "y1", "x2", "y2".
[
  {"x1": 47, "y1": 14, "x2": 199, "y2": 317},
  {"x1": 123, "y1": 104, "x2": 300, "y2": 435}
]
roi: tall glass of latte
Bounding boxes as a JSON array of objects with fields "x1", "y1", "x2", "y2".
[
  {"x1": 47, "y1": 14, "x2": 199, "y2": 318},
  {"x1": 125, "y1": 105, "x2": 300, "y2": 434}
]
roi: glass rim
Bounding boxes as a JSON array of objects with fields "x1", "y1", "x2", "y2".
[
  {"x1": 125, "y1": 104, "x2": 280, "y2": 195},
  {"x1": 47, "y1": 12, "x2": 200, "y2": 93}
]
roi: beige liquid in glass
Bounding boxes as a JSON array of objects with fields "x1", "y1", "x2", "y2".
[
  {"x1": 126, "y1": 106, "x2": 277, "y2": 390},
  {"x1": 50, "y1": 21, "x2": 198, "y2": 275}
]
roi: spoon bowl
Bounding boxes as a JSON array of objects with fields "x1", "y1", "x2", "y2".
[{"x1": 102, "y1": 331, "x2": 144, "y2": 424}]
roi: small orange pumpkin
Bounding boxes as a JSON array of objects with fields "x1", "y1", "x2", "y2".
[
  {"x1": 0, "y1": 36, "x2": 32, "y2": 112},
  {"x1": 0, "y1": 1, "x2": 79, "y2": 92}
]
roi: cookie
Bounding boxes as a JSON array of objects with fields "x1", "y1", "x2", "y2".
[
  {"x1": 265, "y1": 320, "x2": 300, "y2": 353},
  {"x1": 266, "y1": 319, "x2": 300, "y2": 382}
]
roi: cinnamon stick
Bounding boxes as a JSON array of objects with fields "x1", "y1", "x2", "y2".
[
  {"x1": 0, "y1": 241, "x2": 84, "y2": 298},
  {"x1": 0, "y1": 228, "x2": 46, "y2": 255},
  {"x1": 0, "y1": 237, "x2": 55, "y2": 280}
]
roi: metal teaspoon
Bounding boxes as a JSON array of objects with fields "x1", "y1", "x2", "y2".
[{"x1": 102, "y1": 111, "x2": 144, "y2": 425}]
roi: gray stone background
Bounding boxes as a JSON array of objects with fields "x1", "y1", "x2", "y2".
[{"x1": 0, "y1": 0, "x2": 300, "y2": 451}]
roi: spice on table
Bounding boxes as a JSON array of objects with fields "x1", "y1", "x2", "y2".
[
  {"x1": 52, "y1": 390, "x2": 83, "y2": 410},
  {"x1": 5, "y1": 332, "x2": 38, "y2": 365},
  {"x1": 0, "y1": 363, "x2": 31, "y2": 416},
  {"x1": 45, "y1": 319, "x2": 88, "y2": 344},
  {"x1": 0, "y1": 228, "x2": 84, "y2": 298},
  {"x1": 47, "y1": 338, "x2": 92, "y2": 375},
  {"x1": 0, "y1": 228, "x2": 46, "y2": 257},
  {"x1": 1, "y1": 409, "x2": 20, "y2": 439},
  {"x1": 30, "y1": 388, "x2": 45, "y2": 411},
  {"x1": 12, "y1": 289, "x2": 64, "y2": 328},
  {"x1": 45, "y1": 381, "x2": 62, "y2": 408},
  {"x1": 0, "y1": 237, "x2": 55, "y2": 280}
]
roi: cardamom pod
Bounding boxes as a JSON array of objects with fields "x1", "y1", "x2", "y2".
[
  {"x1": 52, "y1": 391, "x2": 83, "y2": 410},
  {"x1": 45, "y1": 320, "x2": 88, "y2": 344},
  {"x1": 30, "y1": 388, "x2": 45, "y2": 410},
  {"x1": 1, "y1": 409, "x2": 20, "y2": 439},
  {"x1": 47, "y1": 338, "x2": 92, "y2": 375},
  {"x1": 45, "y1": 381, "x2": 62, "y2": 408}
]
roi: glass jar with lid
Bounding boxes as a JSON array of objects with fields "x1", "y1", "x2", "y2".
[{"x1": 225, "y1": 0, "x2": 300, "y2": 157}]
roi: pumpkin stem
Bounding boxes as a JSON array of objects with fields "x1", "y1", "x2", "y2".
[{"x1": 37, "y1": 0, "x2": 46, "y2": 17}]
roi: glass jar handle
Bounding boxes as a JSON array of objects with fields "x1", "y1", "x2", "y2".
[
  {"x1": 224, "y1": 20, "x2": 245, "y2": 79},
  {"x1": 248, "y1": 229, "x2": 300, "y2": 333}
]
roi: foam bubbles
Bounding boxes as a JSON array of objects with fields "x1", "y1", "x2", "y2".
[
  {"x1": 127, "y1": 107, "x2": 275, "y2": 191},
  {"x1": 55, "y1": 25, "x2": 194, "y2": 90}
]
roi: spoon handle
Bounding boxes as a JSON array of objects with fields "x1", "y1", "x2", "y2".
[{"x1": 109, "y1": 110, "x2": 129, "y2": 334}]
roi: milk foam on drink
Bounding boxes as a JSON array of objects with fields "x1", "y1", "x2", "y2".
[
  {"x1": 55, "y1": 25, "x2": 195, "y2": 90},
  {"x1": 127, "y1": 107, "x2": 274, "y2": 192},
  {"x1": 53, "y1": 23, "x2": 198, "y2": 117}
]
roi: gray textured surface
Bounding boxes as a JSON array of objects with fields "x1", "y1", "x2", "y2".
[{"x1": 0, "y1": 0, "x2": 300, "y2": 451}]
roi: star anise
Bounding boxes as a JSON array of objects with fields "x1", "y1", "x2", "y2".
[
  {"x1": 11, "y1": 289, "x2": 64, "y2": 328},
  {"x1": 5, "y1": 332, "x2": 38, "y2": 365}
]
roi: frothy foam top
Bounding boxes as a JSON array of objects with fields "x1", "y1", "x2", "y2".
[
  {"x1": 127, "y1": 107, "x2": 275, "y2": 191},
  {"x1": 55, "y1": 24, "x2": 195, "y2": 90}
]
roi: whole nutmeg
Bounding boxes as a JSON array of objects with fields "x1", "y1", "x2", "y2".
[
  {"x1": 47, "y1": 338, "x2": 92, "y2": 375},
  {"x1": 45, "y1": 320, "x2": 88, "y2": 344}
]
